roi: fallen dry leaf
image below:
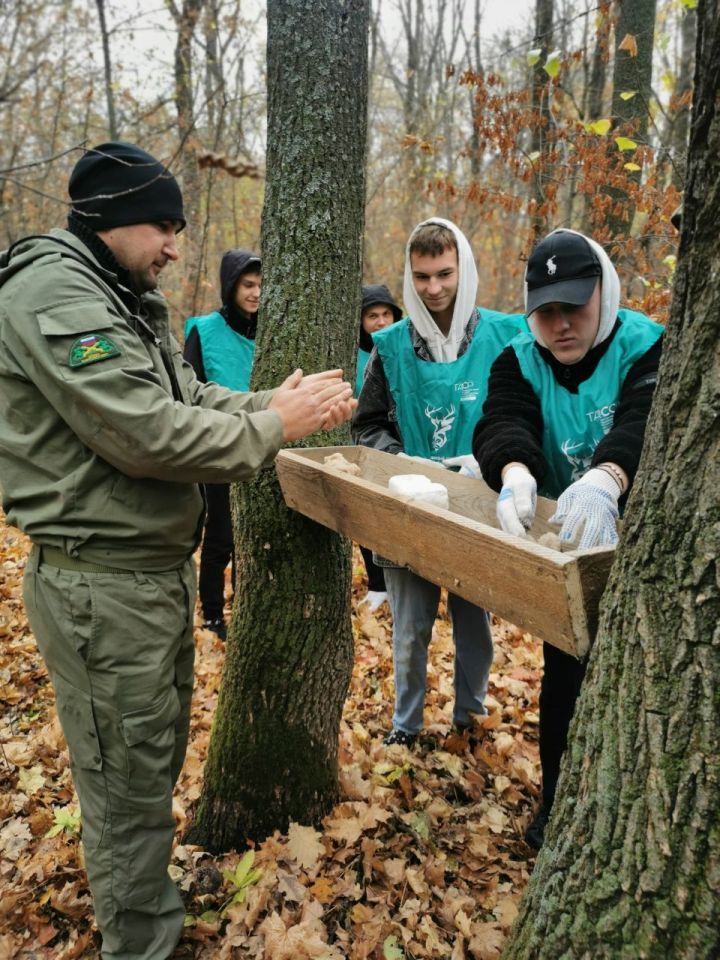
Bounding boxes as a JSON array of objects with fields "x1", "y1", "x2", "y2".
[{"x1": 286, "y1": 822, "x2": 325, "y2": 870}]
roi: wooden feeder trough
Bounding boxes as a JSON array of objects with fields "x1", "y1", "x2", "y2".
[{"x1": 275, "y1": 446, "x2": 618, "y2": 658}]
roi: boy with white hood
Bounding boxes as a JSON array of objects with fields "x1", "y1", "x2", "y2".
[
  {"x1": 472, "y1": 228, "x2": 663, "y2": 848},
  {"x1": 352, "y1": 218, "x2": 527, "y2": 746}
]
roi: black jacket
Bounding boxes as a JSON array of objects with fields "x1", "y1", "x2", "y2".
[{"x1": 472, "y1": 319, "x2": 663, "y2": 493}]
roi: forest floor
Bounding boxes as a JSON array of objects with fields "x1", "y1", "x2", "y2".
[{"x1": 0, "y1": 523, "x2": 544, "y2": 960}]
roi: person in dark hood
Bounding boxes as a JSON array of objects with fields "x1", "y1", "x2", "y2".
[
  {"x1": 183, "y1": 250, "x2": 262, "y2": 638},
  {"x1": 356, "y1": 284, "x2": 402, "y2": 396},
  {"x1": 356, "y1": 284, "x2": 402, "y2": 612}
]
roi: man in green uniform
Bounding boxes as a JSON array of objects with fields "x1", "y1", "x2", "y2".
[{"x1": 0, "y1": 141, "x2": 354, "y2": 959}]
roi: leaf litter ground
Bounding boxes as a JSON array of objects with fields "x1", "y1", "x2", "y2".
[{"x1": 0, "y1": 526, "x2": 544, "y2": 959}]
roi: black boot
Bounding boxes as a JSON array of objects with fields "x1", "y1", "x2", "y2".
[
  {"x1": 524, "y1": 804, "x2": 550, "y2": 850},
  {"x1": 202, "y1": 618, "x2": 227, "y2": 641}
]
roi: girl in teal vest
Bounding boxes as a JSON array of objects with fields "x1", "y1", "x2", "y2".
[
  {"x1": 183, "y1": 250, "x2": 262, "y2": 638},
  {"x1": 472, "y1": 228, "x2": 663, "y2": 849}
]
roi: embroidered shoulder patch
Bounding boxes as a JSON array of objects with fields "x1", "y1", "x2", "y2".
[{"x1": 68, "y1": 334, "x2": 121, "y2": 368}]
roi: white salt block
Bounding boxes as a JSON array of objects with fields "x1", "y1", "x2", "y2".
[
  {"x1": 388, "y1": 473, "x2": 433, "y2": 494},
  {"x1": 389, "y1": 474, "x2": 449, "y2": 510}
]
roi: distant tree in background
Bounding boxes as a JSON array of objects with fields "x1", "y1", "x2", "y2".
[
  {"x1": 1, "y1": 0, "x2": 694, "y2": 328},
  {"x1": 528, "y1": 0, "x2": 554, "y2": 239},
  {"x1": 605, "y1": 0, "x2": 658, "y2": 240},
  {"x1": 95, "y1": 0, "x2": 118, "y2": 140},
  {"x1": 168, "y1": 0, "x2": 206, "y2": 319}
]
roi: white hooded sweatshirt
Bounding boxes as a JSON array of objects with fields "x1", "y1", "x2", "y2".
[{"x1": 402, "y1": 217, "x2": 479, "y2": 363}]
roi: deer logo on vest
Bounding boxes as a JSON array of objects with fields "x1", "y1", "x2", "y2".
[
  {"x1": 561, "y1": 438, "x2": 596, "y2": 482},
  {"x1": 425, "y1": 403, "x2": 456, "y2": 451}
]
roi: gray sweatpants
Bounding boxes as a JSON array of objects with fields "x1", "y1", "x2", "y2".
[
  {"x1": 383, "y1": 566, "x2": 493, "y2": 734},
  {"x1": 23, "y1": 546, "x2": 196, "y2": 960}
]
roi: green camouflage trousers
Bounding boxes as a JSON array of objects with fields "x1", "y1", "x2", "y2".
[{"x1": 23, "y1": 546, "x2": 196, "y2": 960}]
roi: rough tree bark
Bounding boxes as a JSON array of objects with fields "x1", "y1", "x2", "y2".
[
  {"x1": 185, "y1": 0, "x2": 369, "y2": 850},
  {"x1": 503, "y1": 3, "x2": 720, "y2": 957}
]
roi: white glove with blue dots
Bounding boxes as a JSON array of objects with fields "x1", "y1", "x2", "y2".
[{"x1": 550, "y1": 467, "x2": 622, "y2": 549}]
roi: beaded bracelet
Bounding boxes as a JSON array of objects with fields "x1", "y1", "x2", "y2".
[{"x1": 597, "y1": 462, "x2": 626, "y2": 494}]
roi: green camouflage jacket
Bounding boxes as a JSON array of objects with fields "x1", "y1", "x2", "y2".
[{"x1": 0, "y1": 229, "x2": 283, "y2": 570}]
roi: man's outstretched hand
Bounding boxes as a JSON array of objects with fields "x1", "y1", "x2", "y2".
[{"x1": 270, "y1": 368, "x2": 356, "y2": 441}]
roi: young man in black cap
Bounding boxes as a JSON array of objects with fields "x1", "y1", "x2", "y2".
[
  {"x1": 184, "y1": 250, "x2": 263, "y2": 637},
  {"x1": 0, "y1": 141, "x2": 354, "y2": 959},
  {"x1": 473, "y1": 227, "x2": 663, "y2": 849}
]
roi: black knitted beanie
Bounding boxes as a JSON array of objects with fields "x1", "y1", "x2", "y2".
[{"x1": 68, "y1": 142, "x2": 185, "y2": 231}]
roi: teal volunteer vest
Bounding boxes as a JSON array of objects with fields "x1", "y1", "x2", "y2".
[
  {"x1": 512, "y1": 309, "x2": 663, "y2": 498},
  {"x1": 375, "y1": 309, "x2": 527, "y2": 460},
  {"x1": 184, "y1": 311, "x2": 255, "y2": 391}
]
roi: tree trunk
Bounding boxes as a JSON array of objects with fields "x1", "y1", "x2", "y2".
[
  {"x1": 185, "y1": 0, "x2": 369, "y2": 850},
  {"x1": 604, "y1": 0, "x2": 657, "y2": 240},
  {"x1": 581, "y1": 8, "x2": 611, "y2": 233},
  {"x1": 502, "y1": 4, "x2": 720, "y2": 957},
  {"x1": 529, "y1": 0, "x2": 553, "y2": 240},
  {"x1": 95, "y1": 0, "x2": 118, "y2": 140},
  {"x1": 169, "y1": 0, "x2": 206, "y2": 320},
  {"x1": 669, "y1": 5, "x2": 696, "y2": 189},
  {"x1": 468, "y1": 0, "x2": 484, "y2": 181},
  {"x1": 203, "y1": 0, "x2": 225, "y2": 141}
]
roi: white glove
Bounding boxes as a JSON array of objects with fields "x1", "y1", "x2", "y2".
[
  {"x1": 397, "y1": 452, "x2": 446, "y2": 469},
  {"x1": 497, "y1": 465, "x2": 537, "y2": 537},
  {"x1": 550, "y1": 468, "x2": 620, "y2": 549},
  {"x1": 441, "y1": 454, "x2": 481, "y2": 478}
]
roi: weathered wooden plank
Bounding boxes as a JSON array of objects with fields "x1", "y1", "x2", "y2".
[
  {"x1": 276, "y1": 446, "x2": 618, "y2": 656},
  {"x1": 572, "y1": 548, "x2": 618, "y2": 649}
]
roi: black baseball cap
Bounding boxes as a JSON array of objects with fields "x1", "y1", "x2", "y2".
[{"x1": 525, "y1": 231, "x2": 601, "y2": 315}]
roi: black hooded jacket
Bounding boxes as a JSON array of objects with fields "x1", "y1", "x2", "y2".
[
  {"x1": 359, "y1": 284, "x2": 403, "y2": 352},
  {"x1": 184, "y1": 249, "x2": 261, "y2": 382}
]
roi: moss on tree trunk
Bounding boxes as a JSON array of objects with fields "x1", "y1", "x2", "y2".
[
  {"x1": 503, "y1": 6, "x2": 720, "y2": 957},
  {"x1": 186, "y1": 0, "x2": 369, "y2": 849}
]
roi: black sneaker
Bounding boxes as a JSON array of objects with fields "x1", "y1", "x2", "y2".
[
  {"x1": 383, "y1": 729, "x2": 418, "y2": 747},
  {"x1": 524, "y1": 805, "x2": 550, "y2": 850},
  {"x1": 203, "y1": 618, "x2": 227, "y2": 640}
]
